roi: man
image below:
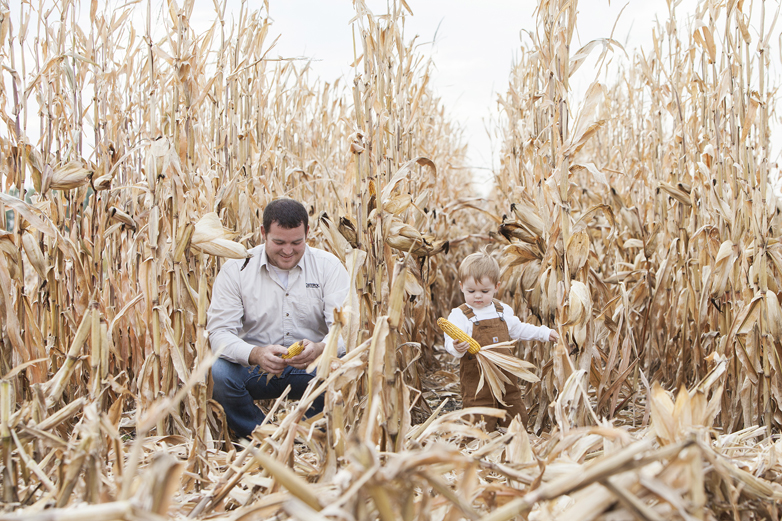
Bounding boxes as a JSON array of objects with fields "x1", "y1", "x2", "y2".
[{"x1": 207, "y1": 198, "x2": 349, "y2": 438}]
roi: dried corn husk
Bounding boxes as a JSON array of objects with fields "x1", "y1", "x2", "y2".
[
  {"x1": 21, "y1": 231, "x2": 48, "y2": 279},
  {"x1": 50, "y1": 161, "x2": 92, "y2": 190},
  {"x1": 109, "y1": 207, "x2": 137, "y2": 230},
  {"x1": 475, "y1": 341, "x2": 540, "y2": 406},
  {"x1": 190, "y1": 212, "x2": 250, "y2": 259}
]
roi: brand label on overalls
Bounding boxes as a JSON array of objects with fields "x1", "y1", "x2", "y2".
[{"x1": 493, "y1": 336, "x2": 498, "y2": 342}]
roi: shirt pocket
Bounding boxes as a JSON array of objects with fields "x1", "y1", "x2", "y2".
[{"x1": 295, "y1": 295, "x2": 325, "y2": 323}]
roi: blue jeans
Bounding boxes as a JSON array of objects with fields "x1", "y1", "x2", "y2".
[{"x1": 211, "y1": 358, "x2": 323, "y2": 438}]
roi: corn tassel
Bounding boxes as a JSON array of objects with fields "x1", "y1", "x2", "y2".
[{"x1": 437, "y1": 318, "x2": 481, "y2": 354}]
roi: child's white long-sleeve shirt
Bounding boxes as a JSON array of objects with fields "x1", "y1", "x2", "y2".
[{"x1": 442, "y1": 301, "x2": 553, "y2": 358}]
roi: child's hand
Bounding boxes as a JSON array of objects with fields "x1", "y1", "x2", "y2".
[
  {"x1": 453, "y1": 340, "x2": 470, "y2": 354},
  {"x1": 549, "y1": 330, "x2": 560, "y2": 342}
]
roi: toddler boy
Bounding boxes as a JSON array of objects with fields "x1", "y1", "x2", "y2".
[{"x1": 443, "y1": 251, "x2": 559, "y2": 430}]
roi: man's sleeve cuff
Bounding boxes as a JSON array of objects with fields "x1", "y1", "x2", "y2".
[{"x1": 211, "y1": 336, "x2": 255, "y2": 366}]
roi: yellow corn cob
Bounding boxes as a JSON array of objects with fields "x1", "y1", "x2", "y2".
[
  {"x1": 281, "y1": 341, "x2": 303, "y2": 359},
  {"x1": 437, "y1": 318, "x2": 481, "y2": 354}
]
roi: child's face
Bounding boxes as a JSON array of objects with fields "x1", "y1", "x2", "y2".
[{"x1": 459, "y1": 276, "x2": 499, "y2": 309}]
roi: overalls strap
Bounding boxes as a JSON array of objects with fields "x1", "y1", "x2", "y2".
[{"x1": 458, "y1": 303, "x2": 475, "y2": 319}]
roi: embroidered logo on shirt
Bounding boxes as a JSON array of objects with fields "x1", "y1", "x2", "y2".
[
  {"x1": 306, "y1": 283, "x2": 320, "y2": 288},
  {"x1": 493, "y1": 336, "x2": 499, "y2": 343}
]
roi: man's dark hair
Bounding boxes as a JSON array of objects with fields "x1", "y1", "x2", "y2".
[{"x1": 263, "y1": 198, "x2": 309, "y2": 232}]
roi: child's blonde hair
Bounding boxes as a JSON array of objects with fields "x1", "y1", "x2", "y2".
[{"x1": 459, "y1": 250, "x2": 500, "y2": 285}]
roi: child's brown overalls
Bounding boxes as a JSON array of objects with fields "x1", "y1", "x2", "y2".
[{"x1": 459, "y1": 300, "x2": 528, "y2": 431}]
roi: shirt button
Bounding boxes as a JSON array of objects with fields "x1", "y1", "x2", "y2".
[
  {"x1": 286, "y1": 313, "x2": 290, "y2": 317},
  {"x1": 286, "y1": 332, "x2": 290, "y2": 335},
  {"x1": 285, "y1": 293, "x2": 289, "y2": 297}
]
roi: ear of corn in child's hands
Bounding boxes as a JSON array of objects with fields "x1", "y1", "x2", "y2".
[
  {"x1": 437, "y1": 318, "x2": 481, "y2": 354},
  {"x1": 281, "y1": 341, "x2": 304, "y2": 359}
]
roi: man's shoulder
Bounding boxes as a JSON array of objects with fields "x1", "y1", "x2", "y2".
[
  {"x1": 218, "y1": 245, "x2": 264, "y2": 273},
  {"x1": 248, "y1": 244, "x2": 265, "y2": 257},
  {"x1": 304, "y1": 246, "x2": 344, "y2": 268}
]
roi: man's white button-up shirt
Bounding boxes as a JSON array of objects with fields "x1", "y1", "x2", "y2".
[{"x1": 207, "y1": 244, "x2": 349, "y2": 366}]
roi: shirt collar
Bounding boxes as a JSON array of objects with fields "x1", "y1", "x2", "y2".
[{"x1": 466, "y1": 303, "x2": 498, "y2": 313}]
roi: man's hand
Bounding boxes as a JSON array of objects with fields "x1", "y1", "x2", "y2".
[
  {"x1": 453, "y1": 340, "x2": 470, "y2": 354},
  {"x1": 284, "y1": 339, "x2": 325, "y2": 369},
  {"x1": 249, "y1": 344, "x2": 288, "y2": 373}
]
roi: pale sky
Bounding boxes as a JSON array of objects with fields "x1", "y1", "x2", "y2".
[
  {"x1": 194, "y1": 0, "x2": 704, "y2": 180},
  {"x1": 186, "y1": 0, "x2": 780, "y2": 188}
]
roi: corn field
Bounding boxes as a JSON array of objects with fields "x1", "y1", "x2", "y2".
[{"x1": 1, "y1": 0, "x2": 782, "y2": 519}]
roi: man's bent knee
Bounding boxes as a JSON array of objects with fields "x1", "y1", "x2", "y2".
[{"x1": 211, "y1": 357, "x2": 247, "y2": 398}]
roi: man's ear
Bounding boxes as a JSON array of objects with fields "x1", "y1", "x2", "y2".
[{"x1": 260, "y1": 225, "x2": 266, "y2": 240}]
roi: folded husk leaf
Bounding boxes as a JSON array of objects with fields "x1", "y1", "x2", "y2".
[
  {"x1": 50, "y1": 161, "x2": 92, "y2": 190},
  {"x1": 191, "y1": 212, "x2": 249, "y2": 259}
]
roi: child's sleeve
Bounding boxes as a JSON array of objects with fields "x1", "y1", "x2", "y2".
[
  {"x1": 442, "y1": 308, "x2": 471, "y2": 358},
  {"x1": 504, "y1": 303, "x2": 553, "y2": 342}
]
